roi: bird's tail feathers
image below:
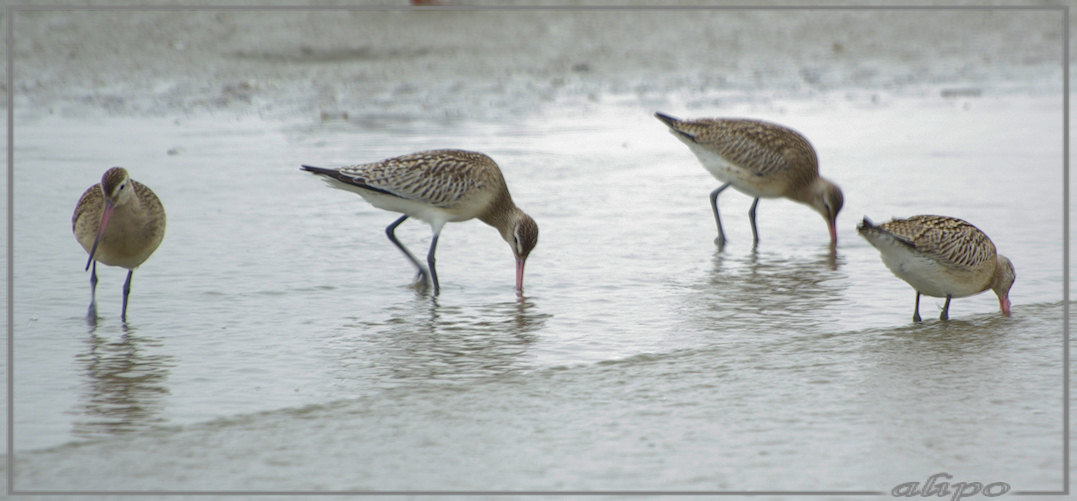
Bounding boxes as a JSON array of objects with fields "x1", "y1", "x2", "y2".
[
  {"x1": 654, "y1": 111, "x2": 697, "y2": 141},
  {"x1": 858, "y1": 216, "x2": 916, "y2": 249},
  {"x1": 300, "y1": 164, "x2": 337, "y2": 176},
  {"x1": 856, "y1": 216, "x2": 875, "y2": 233}
]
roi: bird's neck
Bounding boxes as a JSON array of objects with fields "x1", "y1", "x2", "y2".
[
  {"x1": 988, "y1": 256, "x2": 1009, "y2": 291},
  {"x1": 112, "y1": 191, "x2": 141, "y2": 216},
  {"x1": 480, "y1": 192, "x2": 520, "y2": 237},
  {"x1": 790, "y1": 176, "x2": 826, "y2": 205}
]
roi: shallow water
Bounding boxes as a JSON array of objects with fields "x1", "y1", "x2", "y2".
[{"x1": 9, "y1": 90, "x2": 1067, "y2": 492}]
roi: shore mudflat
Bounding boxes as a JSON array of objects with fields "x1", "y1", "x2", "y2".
[{"x1": 9, "y1": 5, "x2": 1062, "y2": 120}]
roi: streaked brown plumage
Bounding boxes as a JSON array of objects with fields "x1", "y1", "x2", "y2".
[
  {"x1": 73, "y1": 167, "x2": 166, "y2": 322},
  {"x1": 301, "y1": 149, "x2": 538, "y2": 295},
  {"x1": 858, "y1": 215, "x2": 1015, "y2": 321},
  {"x1": 654, "y1": 112, "x2": 843, "y2": 247}
]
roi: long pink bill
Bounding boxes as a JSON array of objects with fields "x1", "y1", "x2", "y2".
[
  {"x1": 827, "y1": 219, "x2": 838, "y2": 245},
  {"x1": 515, "y1": 258, "x2": 526, "y2": 295},
  {"x1": 999, "y1": 294, "x2": 1012, "y2": 317},
  {"x1": 85, "y1": 199, "x2": 115, "y2": 271}
]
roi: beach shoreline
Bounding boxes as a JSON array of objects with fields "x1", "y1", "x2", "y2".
[{"x1": 7, "y1": 4, "x2": 1063, "y2": 122}]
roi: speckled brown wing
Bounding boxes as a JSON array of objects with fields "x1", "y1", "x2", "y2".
[
  {"x1": 335, "y1": 150, "x2": 501, "y2": 208},
  {"x1": 666, "y1": 117, "x2": 818, "y2": 178},
  {"x1": 72, "y1": 183, "x2": 104, "y2": 235},
  {"x1": 130, "y1": 179, "x2": 167, "y2": 241},
  {"x1": 877, "y1": 215, "x2": 996, "y2": 269}
]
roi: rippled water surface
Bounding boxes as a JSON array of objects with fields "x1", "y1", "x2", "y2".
[{"x1": 9, "y1": 92, "x2": 1067, "y2": 492}]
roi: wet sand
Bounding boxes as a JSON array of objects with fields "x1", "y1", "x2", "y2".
[{"x1": 7, "y1": 3, "x2": 1063, "y2": 121}]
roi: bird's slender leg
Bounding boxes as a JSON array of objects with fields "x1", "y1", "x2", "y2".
[
  {"x1": 427, "y1": 232, "x2": 441, "y2": 296},
  {"x1": 121, "y1": 269, "x2": 133, "y2": 322},
  {"x1": 913, "y1": 292, "x2": 922, "y2": 323},
  {"x1": 710, "y1": 182, "x2": 732, "y2": 247},
  {"x1": 385, "y1": 215, "x2": 429, "y2": 284},
  {"x1": 748, "y1": 197, "x2": 761, "y2": 247},
  {"x1": 87, "y1": 261, "x2": 99, "y2": 320},
  {"x1": 940, "y1": 295, "x2": 952, "y2": 321}
]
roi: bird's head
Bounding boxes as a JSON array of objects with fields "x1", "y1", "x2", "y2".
[
  {"x1": 810, "y1": 179, "x2": 844, "y2": 245},
  {"x1": 504, "y1": 210, "x2": 538, "y2": 293},
  {"x1": 992, "y1": 255, "x2": 1016, "y2": 316}
]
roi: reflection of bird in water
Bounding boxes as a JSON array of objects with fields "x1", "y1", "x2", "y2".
[
  {"x1": 73, "y1": 167, "x2": 166, "y2": 322},
  {"x1": 654, "y1": 112, "x2": 843, "y2": 248},
  {"x1": 336, "y1": 298, "x2": 548, "y2": 384},
  {"x1": 73, "y1": 331, "x2": 173, "y2": 439},
  {"x1": 705, "y1": 250, "x2": 846, "y2": 323},
  {"x1": 858, "y1": 215, "x2": 1015, "y2": 322},
  {"x1": 301, "y1": 149, "x2": 538, "y2": 296},
  {"x1": 673, "y1": 249, "x2": 847, "y2": 339}
]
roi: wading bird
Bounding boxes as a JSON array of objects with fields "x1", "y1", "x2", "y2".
[
  {"x1": 301, "y1": 149, "x2": 538, "y2": 295},
  {"x1": 858, "y1": 215, "x2": 1014, "y2": 322},
  {"x1": 655, "y1": 112, "x2": 843, "y2": 248},
  {"x1": 73, "y1": 167, "x2": 166, "y2": 322}
]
